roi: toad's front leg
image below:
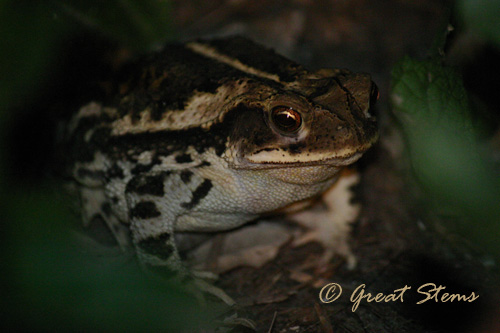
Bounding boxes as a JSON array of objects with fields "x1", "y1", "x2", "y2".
[{"x1": 126, "y1": 192, "x2": 236, "y2": 306}]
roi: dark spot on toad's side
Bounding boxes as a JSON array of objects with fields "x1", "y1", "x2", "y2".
[
  {"x1": 175, "y1": 153, "x2": 193, "y2": 163},
  {"x1": 106, "y1": 163, "x2": 124, "y2": 179},
  {"x1": 131, "y1": 154, "x2": 161, "y2": 175},
  {"x1": 180, "y1": 170, "x2": 193, "y2": 184},
  {"x1": 126, "y1": 174, "x2": 166, "y2": 196},
  {"x1": 181, "y1": 179, "x2": 212, "y2": 209},
  {"x1": 196, "y1": 161, "x2": 211, "y2": 168},
  {"x1": 129, "y1": 201, "x2": 161, "y2": 219},
  {"x1": 138, "y1": 233, "x2": 173, "y2": 260},
  {"x1": 69, "y1": 123, "x2": 112, "y2": 163}
]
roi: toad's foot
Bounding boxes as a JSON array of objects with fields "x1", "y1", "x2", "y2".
[
  {"x1": 187, "y1": 273, "x2": 256, "y2": 331},
  {"x1": 190, "y1": 270, "x2": 236, "y2": 306}
]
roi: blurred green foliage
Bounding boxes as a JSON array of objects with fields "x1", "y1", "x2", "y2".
[
  {"x1": 458, "y1": 0, "x2": 500, "y2": 47},
  {"x1": 390, "y1": 1, "x2": 500, "y2": 261},
  {"x1": 391, "y1": 57, "x2": 500, "y2": 259},
  {"x1": 4, "y1": 188, "x2": 208, "y2": 331},
  {"x1": 0, "y1": 0, "x2": 216, "y2": 331}
]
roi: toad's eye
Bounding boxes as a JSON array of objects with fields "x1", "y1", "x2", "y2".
[{"x1": 271, "y1": 106, "x2": 302, "y2": 134}]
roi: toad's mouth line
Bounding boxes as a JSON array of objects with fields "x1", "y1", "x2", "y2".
[
  {"x1": 234, "y1": 151, "x2": 365, "y2": 170},
  {"x1": 229, "y1": 130, "x2": 378, "y2": 169}
]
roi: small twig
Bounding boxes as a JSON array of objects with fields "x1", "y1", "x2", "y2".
[{"x1": 267, "y1": 311, "x2": 278, "y2": 333}]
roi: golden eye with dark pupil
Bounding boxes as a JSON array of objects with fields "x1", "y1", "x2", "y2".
[{"x1": 271, "y1": 106, "x2": 302, "y2": 133}]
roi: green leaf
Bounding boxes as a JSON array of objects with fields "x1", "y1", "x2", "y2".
[
  {"x1": 3, "y1": 187, "x2": 211, "y2": 331},
  {"x1": 391, "y1": 56, "x2": 500, "y2": 258},
  {"x1": 458, "y1": 0, "x2": 500, "y2": 47}
]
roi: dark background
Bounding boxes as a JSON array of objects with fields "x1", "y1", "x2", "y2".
[{"x1": 1, "y1": 1, "x2": 499, "y2": 331}]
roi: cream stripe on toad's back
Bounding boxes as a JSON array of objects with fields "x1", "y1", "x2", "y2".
[
  {"x1": 186, "y1": 42, "x2": 281, "y2": 83},
  {"x1": 110, "y1": 81, "x2": 255, "y2": 135}
]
